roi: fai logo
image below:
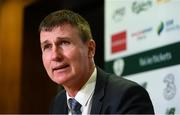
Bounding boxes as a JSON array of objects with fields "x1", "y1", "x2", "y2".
[
  {"x1": 163, "y1": 73, "x2": 176, "y2": 100},
  {"x1": 113, "y1": 58, "x2": 125, "y2": 76},
  {"x1": 111, "y1": 31, "x2": 127, "y2": 54}
]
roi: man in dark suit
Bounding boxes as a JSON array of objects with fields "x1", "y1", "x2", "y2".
[{"x1": 39, "y1": 9, "x2": 154, "y2": 114}]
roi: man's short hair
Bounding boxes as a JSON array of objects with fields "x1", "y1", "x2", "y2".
[{"x1": 39, "y1": 9, "x2": 93, "y2": 43}]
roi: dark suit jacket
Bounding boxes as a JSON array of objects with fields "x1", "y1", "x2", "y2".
[{"x1": 49, "y1": 67, "x2": 154, "y2": 114}]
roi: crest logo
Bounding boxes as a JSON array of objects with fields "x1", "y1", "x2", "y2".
[{"x1": 113, "y1": 58, "x2": 125, "y2": 76}]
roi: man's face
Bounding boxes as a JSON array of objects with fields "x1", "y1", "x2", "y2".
[{"x1": 40, "y1": 24, "x2": 95, "y2": 86}]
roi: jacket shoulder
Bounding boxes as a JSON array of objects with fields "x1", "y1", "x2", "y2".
[
  {"x1": 49, "y1": 89, "x2": 67, "y2": 114},
  {"x1": 96, "y1": 67, "x2": 154, "y2": 114}
]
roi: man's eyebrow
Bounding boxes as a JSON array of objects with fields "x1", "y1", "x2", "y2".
[
  {"x1": 41, "y1": 40, "x2": 49, "y2": 48},
  {"x1": 57, "y1": 37, "x2": 69, "y2": 40}
]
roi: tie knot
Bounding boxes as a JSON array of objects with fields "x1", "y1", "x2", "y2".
[{"x1": 68, "y1": 98, "x2": 82, "y2": 114}]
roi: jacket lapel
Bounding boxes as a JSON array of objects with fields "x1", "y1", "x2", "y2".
[
  {"x1": 62, "y1": 100, "x2": 68, "y2": 114},
  {"x1": 90, "y1": 67, "x2": 108, "y2": 114},
  {"x1": 56, "y1": 90, "x2": 68, "y2": 114}
]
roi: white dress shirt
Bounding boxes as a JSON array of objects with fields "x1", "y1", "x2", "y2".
[{"x1": 66, "y1": 67, "x2": 97, "y2": 114}]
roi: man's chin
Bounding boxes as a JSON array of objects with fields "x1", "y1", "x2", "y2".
[
  {"x1": 52, "y1": 79, "x2": 64, "y2": 85},
  {"x1": 52, "y1": 75, "x2": 69, "y2": 85}
]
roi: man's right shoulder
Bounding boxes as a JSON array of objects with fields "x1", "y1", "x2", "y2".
[{"x1": 55, "y1": 89, "x2": 66, "y2": 100}]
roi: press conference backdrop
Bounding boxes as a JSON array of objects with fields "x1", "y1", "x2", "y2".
[{"x1": 104, "y1": 0, "x2": 180, "y2": 114}]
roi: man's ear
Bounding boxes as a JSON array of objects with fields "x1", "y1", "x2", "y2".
[{"x1": 88, "y1": 39, "x2": 96, "y2": 58}]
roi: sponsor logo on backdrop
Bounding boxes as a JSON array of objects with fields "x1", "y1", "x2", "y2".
[
  {"x1": 111, "y1": 31, "x2": 127, "y2": 53},
  {"x1": 139, "y1": 52, "x2": 172, "y2": 67},
  {"x1": 163, "y1": 73, "x2": 176, "y2": 100},
  {"x1": 157, "y1": 22, "x2": 164, "y2": 35},
  {"x1": 112, "y1": 7, "x2": 126, "y2": 23},
  {"x1": 156, "y1": 0, "x2": 171, "y2": 5},
  {"x1": 131, "y1": 27, "x2": 153, "y2": 40},
  {"x1": 113, "y1": 58, "x2": 125, "y2": 76},
  {"x1": 166, "y1": 107, "x2": 176, "y2": 115},
  {"x1": 157, "y1": 19, "x2": 180, "y2": 36},
  {"x1": 131, "y1": 0, "x2": 152, "y2": 14}
]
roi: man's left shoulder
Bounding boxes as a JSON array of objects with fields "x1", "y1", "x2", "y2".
[{"x1": 107, "y1": 74, "x2": 140, "y2": 88}]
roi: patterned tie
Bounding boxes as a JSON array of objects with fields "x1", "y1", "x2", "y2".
[{"x1": 68, "y1": 98, "x2": 82, "y2": 115}]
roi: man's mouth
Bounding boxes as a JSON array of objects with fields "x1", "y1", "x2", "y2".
[{"x1": 52, "y1": 64, "x2": 69, "y2": 72}]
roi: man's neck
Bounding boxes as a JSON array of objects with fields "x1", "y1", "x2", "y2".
[{"x1": 64, "y1": 63, "x2": 95, "y2": 97}]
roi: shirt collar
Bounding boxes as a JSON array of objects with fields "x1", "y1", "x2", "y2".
[{"x1": 66, "y1": 67, "x2": 97, "y2": 107}]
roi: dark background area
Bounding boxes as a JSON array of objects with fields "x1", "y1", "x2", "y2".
[{"x1": 21, "y1": 0, "x2": 104, "y2": 113}]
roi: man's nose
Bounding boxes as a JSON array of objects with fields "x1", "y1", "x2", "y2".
[{"x1": 51, "y1": 46, "x2": 63, "y2": 61}]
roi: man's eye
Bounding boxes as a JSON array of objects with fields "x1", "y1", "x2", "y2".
[
  {"x1": 61, "y1": 41, "x2": 70, "y2": 45},
  {"x1": 43, "y1": 44, "x2": 51, "y2": 51}
]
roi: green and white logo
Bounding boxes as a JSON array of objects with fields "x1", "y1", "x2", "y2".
[{"x1": 113, "y1": 58, "x2": 125, "y2": 77}]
